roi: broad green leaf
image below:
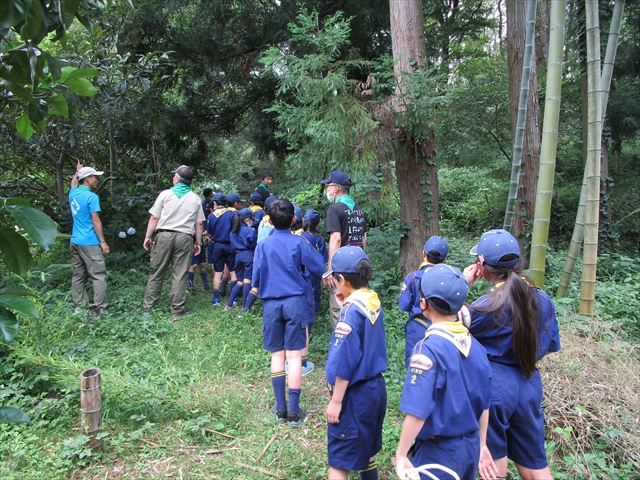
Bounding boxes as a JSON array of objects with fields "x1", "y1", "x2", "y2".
[
  {"x1": 42, "y1": 52, "x2": 61, "y2": 80},
  {"x1": 15, "y1": 114, "x2": 34, "y2": 140},
  {"x1": 65, "y1": 76, "x2": 98, "y2": 96},
  {"x1": 0, "y1": 0, "x2": 32, "y2": 30},
  {"x1": 68, "y1": 68, "x2": 100, "y2": 79},
  {"x1": 0, "y1": 224, "x2": 32, "y2": 276},
  {"x1": 27, "y1": 101, "x2": 48, "y2": 123},
  {"x1": 49, "y1": 93, "x2": 68, "y2": 118},
  {"x1": 0, "y1": 287, "x2": 37, "y2": 297},
  {"x1": 0, "y1": 294, "x2": 38, "y2": 318},
  {"x1": 32, "y1": 118, "x2": 46, "y2": 134},
  {"x1": 19, "y1": 0, "x2": 42, "y2": 40},
  {"x1": 0, "y1": 307, "x2": 18, "y2": 343},
  {"x1": 6, "y1": 205, "x2": 58, "y2": 251},
  {"x1": 59, "y1": 0, "x2": 80, "y2": 30},
  {"x1": 75, "y1": 12, "x2": 91, "y2": 31},
  {"x1": 5, "y1": 198, "x2": 30, "y2": 207},
  {"x1": 0, "y1": 407, "x2": 29, "y2": 424}
]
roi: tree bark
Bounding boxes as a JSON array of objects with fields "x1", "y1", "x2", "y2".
[
  {"x1": 389, "y1": 0, "x2": 438, "y2": 277},
  {"x1": 507, "y1": 0, "x2": 541, "y2": 252}
]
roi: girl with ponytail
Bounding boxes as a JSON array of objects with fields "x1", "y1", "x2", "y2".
[{"x1": 463, "y1": 229, "x2": 560, "y2": 480}]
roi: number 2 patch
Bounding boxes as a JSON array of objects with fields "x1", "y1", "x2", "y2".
[{"x1": 409, "y1": 353, "x2": 433, "y2": 377}]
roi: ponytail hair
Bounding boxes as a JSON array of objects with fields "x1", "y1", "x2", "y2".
[
  {"x1": 303, "y1": 221, "x2": 319, "y2": 236},
  {"x1": 475, "y1": 261, "x2": 540, "y2": 378},
  {"x1": 232, "y1": 213, "x2": 242, "y2": 233}
]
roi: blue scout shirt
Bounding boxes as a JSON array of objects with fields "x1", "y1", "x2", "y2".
[
  {"x1": 400, "y1": 323, "x2": 491, "y2": 440},
  {"x1": 469, "y1": 287, "x2": 561, "y2": 366},
  {"x1": 231, "y1": 223, "x2": 257, "y2": 251},
  {"x1": 325, "y1": 289, "x2": 387, "y2": 386},
  {"x1": 69, "y1": 186, "x2": 101, "y2": 246},
  {"x1": 252, "y1": 229, "x2": 324, "y2": 299},
  {"x1": 398, "y1": 262, "x2": 434, "y2": 322},
  {"x1": 250, "y1": 206, "x2": 265, "y2": 230},
  {"x1": 207, "y1": 207, "x2": 236, "y2": 243}
]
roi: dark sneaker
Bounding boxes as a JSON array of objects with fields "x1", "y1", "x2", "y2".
[
  {"x1": 269, "y1": 405, "x2": 287, "y2": 424},
  {"x1": 212, "y1": 298, "x2": 221, "y2": 306},
  {"x1": 89, "y1": 306, "x2": 104, "y2": 318},
  {"x1": 172, "y1": 308, "x2": 194, "y2": 322},
  {"x1": 288, "y1": 407, "x2": 308, "y2": 427},
  {"x1": 203, "y1": 285, "x2": 210, "y2": 292}
]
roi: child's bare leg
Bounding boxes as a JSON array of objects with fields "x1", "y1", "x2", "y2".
[{"x1": 328, "y1": 467, "x2": 348, "y2": 480}]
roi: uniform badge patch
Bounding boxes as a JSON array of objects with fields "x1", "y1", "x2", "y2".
[
  {"x1": 456, "y1": 305, "x2": 472, "y2": 328},
  {"x1": 401, "y1": 283, "x2": 407, "y2": 292},
  {"x1": 335, "y1": 322, "x2": 352, "y2": 336},
  {"x1": 409, "y1": 353, "x2": 433, "y2": 371}
]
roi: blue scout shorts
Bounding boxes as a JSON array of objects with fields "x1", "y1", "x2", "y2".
[
  {"x1": 191, "y1": 247, "x2": 206, "y2": 265},
  {"x1": 327, "y1": 375, "x2": 386, "y2": 471},
  {"x1": 210, "y1": 243, "x2": 235, "y2": 273},
  {"x1": 262, "y1": 295, "x2": 307, "y2": 351},
  {"x1": 404, "y1": 317, "x2": 431, "y2": 369},
  {"x1": 487, "y1": 362, "x2": 548, "y2": 469},
  {"x1": 411, "y1": 431, "x2": 480, "y2": 480},
  {"x1": 234, "y1": 250, "x2": 254, "y2": 282}
]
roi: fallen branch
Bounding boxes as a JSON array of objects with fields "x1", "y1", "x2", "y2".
[
  {"x1": 256, "y1": 433, "x2": 277, "y2": 463},
  {"x1": 235, "y1": 462, "x2": 282, "y2": 479},
  {"x1": 204, "y1": 428, "x2": 236, "y2": 439}
]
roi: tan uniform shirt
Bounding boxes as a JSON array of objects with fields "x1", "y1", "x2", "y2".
[{"x1": 149, "y1": 189, "x2": 205, "y2": 234}]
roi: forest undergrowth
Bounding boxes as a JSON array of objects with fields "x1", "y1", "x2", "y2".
[{"x1": 0, "y1": 245, "x2": 639, "y2": 479}]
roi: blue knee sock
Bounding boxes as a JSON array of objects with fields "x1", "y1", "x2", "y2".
[
  {"x1": 302, "y1": 355, "x2": 308, "y2": 368},
  {"x1": 213, "y1": 290, "x2": 220, "y2": 302},
  {"x1": 227, "y1": 284, "x2": 242, "y2": 307},
  {"x1": 200, "y1": 272, "x2": 208, "y2": 288},
  {"x1": 307, "y1": 322, "x2": 313, "y2": 337},
  {"x1": 271, "y1": 372, "x2": 287, "y2": 411},
  {"x1": 288, "y1": 388, "x2": 301, "y2": 414},
  {"x1": 241, "y1": 284, "x2": 251, "y2": 307},
  {"x1": 244, "y1": 291, "x2": 258, "y2": 311},
  {"x1": 187, "y1": 272, "x2": 195, "y2": 289},
  {"x1": 220, "y1": 279, "x2": 229, "y2": 296},
  {"x1": 359, "y1": 460, "x2": 378, "y2": 480}
]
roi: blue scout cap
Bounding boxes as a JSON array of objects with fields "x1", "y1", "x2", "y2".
[
  {"x1": 303, "y1": 209, "x2": 321, "y2": 225},
  {"x1": 212, "y1": 192, "x2": 226, "y2": 203},
  {"x1": 320, "y1": 170, "x2": 353, "y2": 186},
  {"x1": 226, "y1": 193, "x2": 245, "y2": 204},
  {"x1": 470, "y1": 229, "x2": 520, "y2": 267},
  {"x1": 324, "y1": 246, "x2": 369, "y2": 278},
  {"x1": 250, "y1": 192, "x2": 262, "y2": 203},
  {"x1": 293, "y1": 204, "x2": 303, "y2": 224},
  {"x1": 423, "y1": 235, "x2": 449, "y2": 261},
  {"x1": 420, "y1": 264, "x2": 469, "y2": 315},
  {"x1": 238, "y1": 208, "x2": 254, "y2": 220},
  {"x1": 264, "y1": 195, "x2": 278, "y2": 209}
]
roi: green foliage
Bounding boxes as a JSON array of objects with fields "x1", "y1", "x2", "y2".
[{"x1": 261, "y1": 7, "x2": 378, "y2": 180}]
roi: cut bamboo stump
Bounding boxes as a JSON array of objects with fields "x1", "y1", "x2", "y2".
[{"x1": 80, "y1": 368, "x2": 102, "y2": 452}]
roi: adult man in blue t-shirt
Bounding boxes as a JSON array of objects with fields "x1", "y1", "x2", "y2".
[{"x1": 69, "y1": 163, "x2": 110, "y2": 317}]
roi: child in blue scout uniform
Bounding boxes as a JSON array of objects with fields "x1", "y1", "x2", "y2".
[
  {"x1": 395, "y1": 264, "x2": 495, "y2": 480},
  {"x1": 209, "y1": 193, "x2": 244, "y2": 305},
  {"x1": 324, "y1": 246, "x2": 387, "y2": 480},
  {"x1": 257, "y1": 195, "x2": 278, "y2": 242},
  {"x1": 226, "y1": 208, "x2": 257, "y2": 311},
  {"x1": 300, "y1": 209, "x2": 328, "y2": 312},
  {"x1": 398, "y1": 236, "x2": 449, "y2": 369},
  {"x1": 462, "y1": 229, "x2": 561, "y2": 480},
  {"x1": 249, "y1": 192, "x2": 265, "y2": 231},
  {"x1": 252, "y1": 198, "x2": 325, "y2": 427}
]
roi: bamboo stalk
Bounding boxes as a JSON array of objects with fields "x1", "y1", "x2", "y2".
[
  {"x1": 80, "y1": 368, "x2": 102, "y2": 452},
  {"x1": 503, "y1": 0, "x2": 538, "y2": 231},
  {"x1": 529, "y1": 0, "x2": 567, "y2": 288},
  {"x1": 256, "y1": 433, "x2": 278, "y2": 463},
  {"x1": 579, "y1": 0, "x2": 602, "y2": 316},
  {"x1": 235, "y1": 462, "x2": 283, "y2": 479}
]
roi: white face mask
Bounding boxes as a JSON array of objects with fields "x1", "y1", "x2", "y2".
[{"x1": 326, "y1": 192, "x2": 335, "y2": 203}]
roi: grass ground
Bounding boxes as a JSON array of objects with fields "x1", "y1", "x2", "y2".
[{"x1": 1, "y1": 264, "x2": 639, "y2": 479}]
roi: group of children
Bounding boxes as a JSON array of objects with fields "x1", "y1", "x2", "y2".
[{"x1": 186, "y1": 185, "x2": 561, "y2": 480}]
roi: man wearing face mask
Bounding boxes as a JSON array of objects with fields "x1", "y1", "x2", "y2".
[{"x1": 320, "y1": 170, "x2": 367, "y2": 327}]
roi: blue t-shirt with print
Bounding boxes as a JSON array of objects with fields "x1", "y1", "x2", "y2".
[{"x1": 69, "y1": 186, "x2": 101, "y2": 246}]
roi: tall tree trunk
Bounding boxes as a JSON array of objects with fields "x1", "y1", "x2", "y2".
[
  {"x1": 505, "y1": 0, "x2": 541, "y2": 253},
  {"x1": 108, "y1": 118, "x2": 117, "y2": 192},
  {"x1": 557, "y1": 0, "x2": 625, "y2": 297},
  {"x1": 529, "y1": 0, "x2": 567, "y2": 288},
  {"x1": 579, "y1": 0, "x2": 602, "y2": 317},
  {"x1": 389, "y1": 0, "x2": 438, "y2": 277}
]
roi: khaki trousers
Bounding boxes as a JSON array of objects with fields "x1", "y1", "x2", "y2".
[
  {"x1": 70, "y1": 243, "x2": 108, "y2": 309},
  {"x1": 143, "y1": 231, "x2": 193, "y2": 315},
  {"x1": 329, "y1": 287, "x2": 341, "y2": 329}
]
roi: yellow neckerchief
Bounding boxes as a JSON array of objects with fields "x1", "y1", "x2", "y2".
[
  {"x1": 492, "y1": 276, "x2": 535, "y2": 292},
  {"x1": 293, "y1": 228, "x2": 303, "y2": 235},
  {"x1": 227, "y1": 207, "x2": 238, "y2": 212},
  {"x1": 250, "y1": 205, "x2": 263, "y2": 213},
  {"x1": 213, "y1": 207, "x2": 228, "y2": 218},
  {"x1": 419, "y1": 261, "x2": 437, "y2": 269},
  {"x1": 345, "y1": 289, "x2": 381, "y2": 325},
  {"x1": 261, "y1": 215, "x2": 271, "y2": 225},
  {"x1": 424, "y1": 322, "x2": 472, "y2": 357}
]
